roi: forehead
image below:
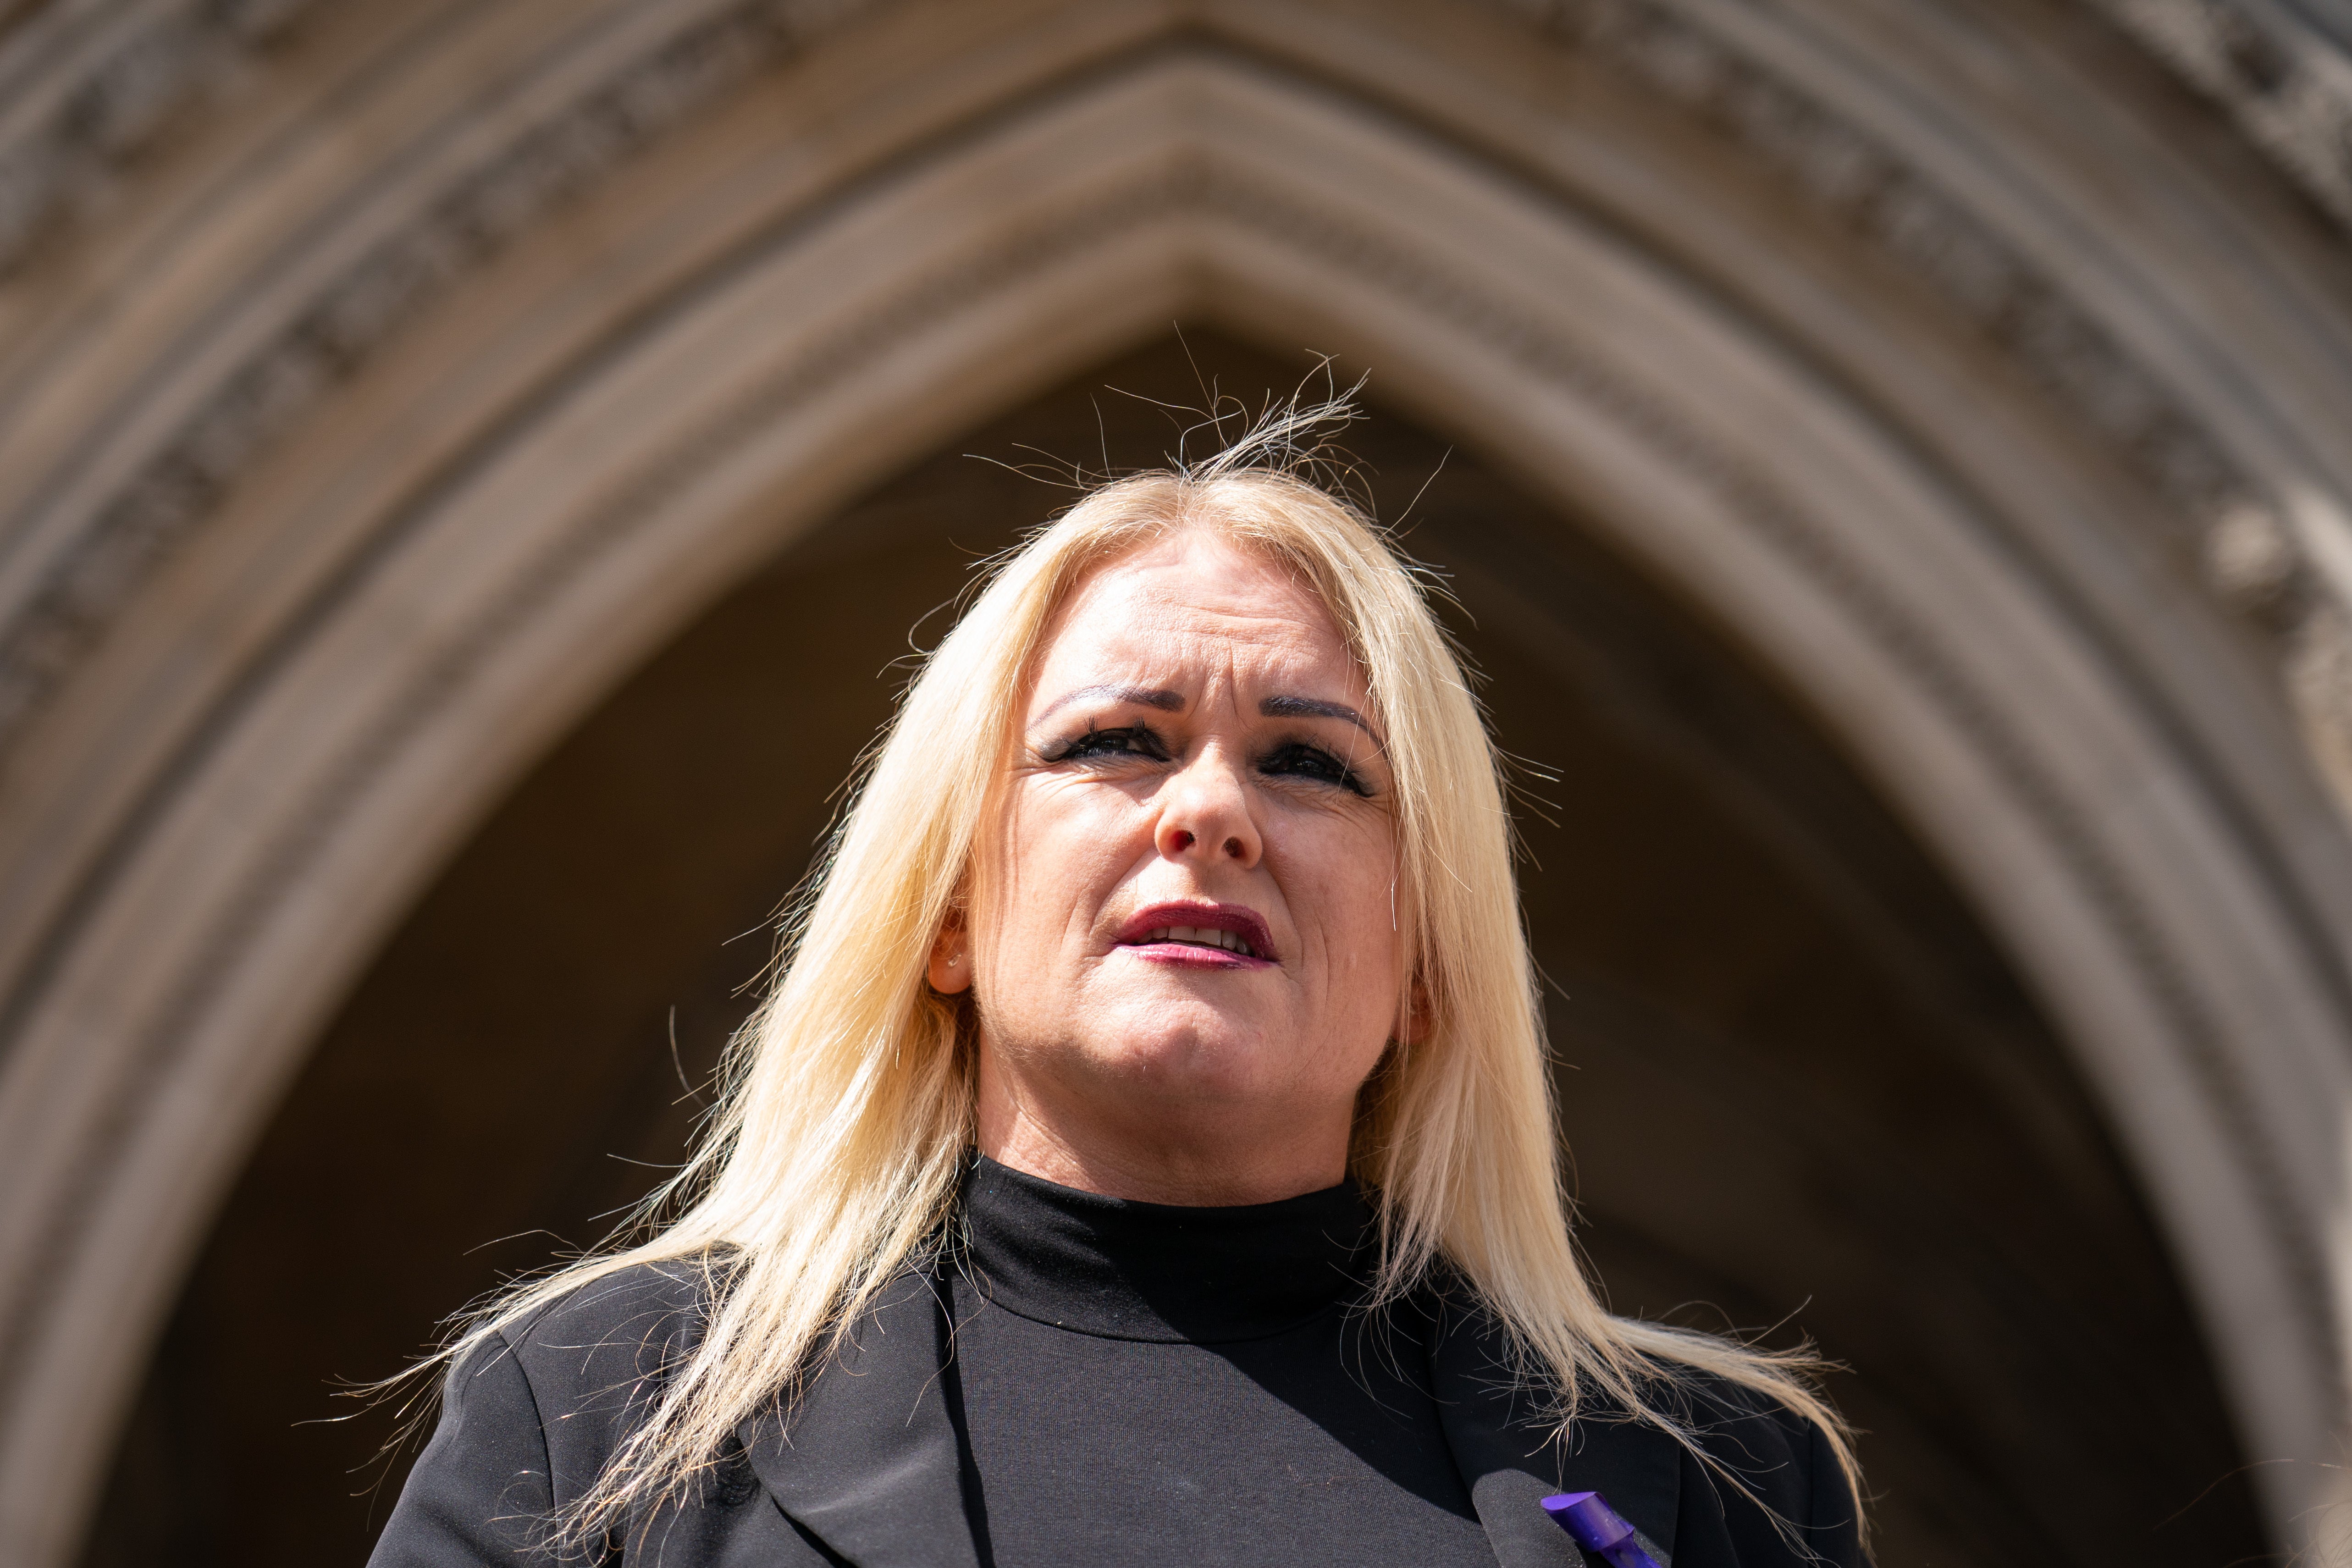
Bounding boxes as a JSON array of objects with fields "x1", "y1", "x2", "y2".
[{"x1": 1033, "y1": 532, "x2": 1361, "y2": 690}]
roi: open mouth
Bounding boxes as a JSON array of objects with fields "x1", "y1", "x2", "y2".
[
  {"x1": 1114, "y1": 902, "x2": 1277, "y2": 966},
  {"x1": 1135, "y1": 925, "x2": 1259, "y2": 958}
]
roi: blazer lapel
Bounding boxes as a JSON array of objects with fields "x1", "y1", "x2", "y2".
[
  {"x1": 1430, "y1": 1298, "x2": 1683, "y2": 1568},
  {"x1": 741, "y1": 1266, "x2": 982, "y2": 1568}
]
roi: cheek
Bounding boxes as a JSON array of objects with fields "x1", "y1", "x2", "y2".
[
  {"x1": 981, "y1": 781, "x2": 1146, "y2": 953},
  {"x1": 1282, "y1": 813, "x2": 1405, "y2": 992}
]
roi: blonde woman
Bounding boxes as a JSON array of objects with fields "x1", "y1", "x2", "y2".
[{"x1": 371, "y1": 421, "x2": 1868, "y2": 1568}]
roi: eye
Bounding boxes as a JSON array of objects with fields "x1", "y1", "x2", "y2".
[
  {"x1": 1259, "y1": 740, "x2": 1373, "y2": 797},
  {"x1": 1042, "y1": 724, "x2": 1171, "y2": 765}
]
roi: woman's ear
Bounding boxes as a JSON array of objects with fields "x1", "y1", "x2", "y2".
[{"x1": 928, "y1": 922, "x2": 973, "y2": 995}]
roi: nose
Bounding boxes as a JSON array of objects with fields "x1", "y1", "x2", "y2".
[{"x1": 1154, "y1": 747, "x2": 1262, "y2": 868}]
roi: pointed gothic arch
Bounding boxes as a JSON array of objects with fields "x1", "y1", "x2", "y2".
[{"x1": 4, "y1": 2, "x2": 2352, "y2": 1561}]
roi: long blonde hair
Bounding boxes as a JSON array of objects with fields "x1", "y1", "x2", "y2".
[{"x1": 433, "y1": 405, "x2": 1862, "y2": 1543}]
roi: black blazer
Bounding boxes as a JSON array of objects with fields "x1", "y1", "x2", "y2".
[{"x1": 369, "y1": 1261, "x2": 1866, "y2": 1568}]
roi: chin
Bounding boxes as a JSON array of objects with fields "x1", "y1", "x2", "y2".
[{"x1": 1089, "y1": 1015, "x2": 1275, "y2": 1098}]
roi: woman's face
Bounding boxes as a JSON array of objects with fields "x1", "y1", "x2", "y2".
[{"x1": 942, "y1": 530, "x2": 1408, "y2": 1202}]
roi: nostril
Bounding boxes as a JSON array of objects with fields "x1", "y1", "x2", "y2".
[
  {"x1": 1224, "y1": 836, "x2": 1245, "y2": 858},
  {"x1": 1170, "y1": 829, "x2": 1196, "y2": 852}
]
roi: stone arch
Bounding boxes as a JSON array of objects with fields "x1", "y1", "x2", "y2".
[{"x1": 4, "y1": 2, "x2": 2352, "y2": 1561}]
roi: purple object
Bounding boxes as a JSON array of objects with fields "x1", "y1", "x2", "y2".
[{"x1": 1540, "y1": 1491, "x2": 1667, "y2": 1568}]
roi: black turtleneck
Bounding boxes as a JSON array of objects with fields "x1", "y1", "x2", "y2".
[{"x1": 945, "y1": 1155, "x2": 1496, "y2": 1567}]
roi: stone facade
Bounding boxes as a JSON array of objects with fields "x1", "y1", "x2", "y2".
[{"x1": 4, "y1": 1, "x2": 2352, "y2": 1562}]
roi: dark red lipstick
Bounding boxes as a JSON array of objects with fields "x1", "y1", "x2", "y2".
[{"x1": 1114, "y1": 901, "x2": 1278, "y2": 968}]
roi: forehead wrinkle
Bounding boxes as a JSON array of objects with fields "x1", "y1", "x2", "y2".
[{"x1": 1031, "y1": 554, "x2": 1372, "y2": 730}]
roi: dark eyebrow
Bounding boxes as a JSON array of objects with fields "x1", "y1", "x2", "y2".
[
  {"x1": 1032, "y1": 685, "x2": 1185, "y2": 723},
  {"x1": 1261, "y1": 694, "x2": 1384, "y2": 749}
]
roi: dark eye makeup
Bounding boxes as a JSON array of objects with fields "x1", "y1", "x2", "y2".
[
  {"x1": 1259, "y1": 739, "x2": 1374, "y2": 797},
  {"x1": 1040, "y1": 724, "x2": 1172, "y2": 765},
  {"x1": 1039, "y1": 722, "x2": 1374, "y2": 798}
]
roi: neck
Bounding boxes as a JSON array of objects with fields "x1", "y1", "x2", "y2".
[{"x1": 976, "y1": 1061, "x2": 1351, "y2": 1206}]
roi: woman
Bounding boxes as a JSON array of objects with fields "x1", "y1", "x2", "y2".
[{"x1": 371, "y1": 419, "x2": 1868, "y2": 1568}]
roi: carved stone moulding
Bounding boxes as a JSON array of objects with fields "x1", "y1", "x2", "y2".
[
  {"x1": 2090, "y1": 0, "x2": 2352, "y2": 232},
  {"x1": 0, "y1": 0, "x2": 325, "y2": 277},
  {"x1": 0, "y1": 1, "x2": 2351, "y2": 1564},
  {"x1": 0, "y1": 0, "x2": 876, "y2": 749},
  {"x1": 1496, "y1": 0, "x2": 2352, "y2": 812}
]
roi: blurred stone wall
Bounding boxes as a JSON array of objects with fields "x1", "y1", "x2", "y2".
[{"x1": 2, "y1": 3, "x2": 2351, "y2": 1563}]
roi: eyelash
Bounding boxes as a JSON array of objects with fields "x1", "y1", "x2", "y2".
[
  {"x1": 1260, "y1": 740, "x2": 1373, "y2": 798},
  {"x1": 1043, "y1": 725, "x2": 1372, "y2": 797},
  {"x1": 1046, "y1": 725, "x2": 1170, "y2": 764}
]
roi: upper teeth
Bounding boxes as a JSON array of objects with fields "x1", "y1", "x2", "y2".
[{"x1": 1144, "y1": 926, "x2": 1256, "y2": 957}]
